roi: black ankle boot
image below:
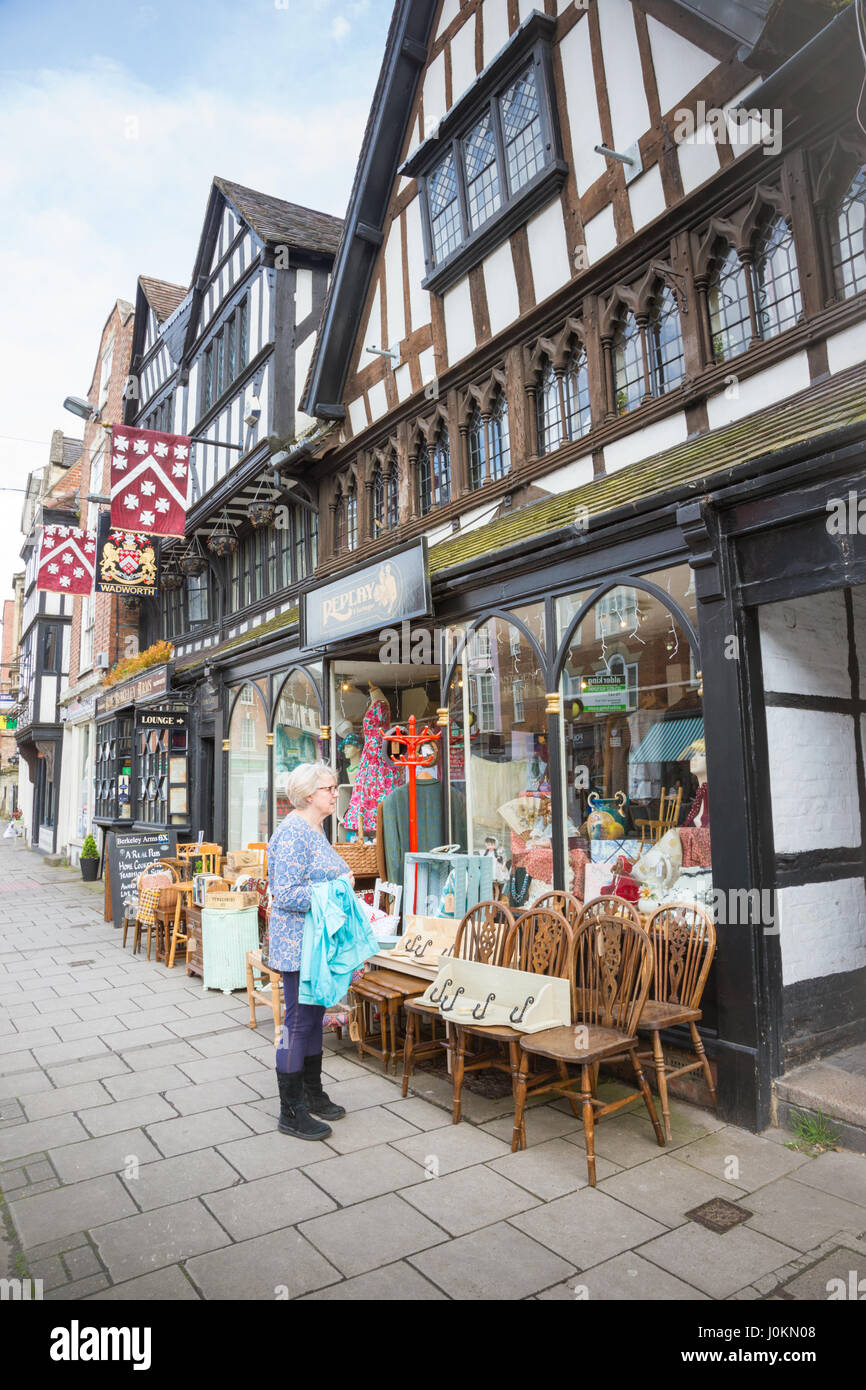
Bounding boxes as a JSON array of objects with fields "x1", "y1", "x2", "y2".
[
  {"x1": 276, "y1": 1070, "x2": 331, "y2": 1140},
  {"x1": 303, "y1": 1053, "x2": 346, "y2": 1120}
]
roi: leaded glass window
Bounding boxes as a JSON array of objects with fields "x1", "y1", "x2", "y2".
[
  {"x1": 501, "y1": 68, "x2": 544, "y2": 193},
  {"x1": 709, "y1": 216, "x2": 801, "y2": 362},
  {"x1": 613, "y1": 315, "x2": 644, "y2": 415},
  {"x1": 648, "y1": 288, "x2": 685, "y2": 396},
  {"x1": 418, "y1": 427, "x2": 451, "y2": 515},
  {"x1": 346, "y1": 481, "x2": 358, "y2": 552},
  {"x1": 386, "y1": 461, "x2": 399, "y2": 529},
  {"x1": 536, "y1": 350, "x2": 591, "y2": 453},
  {"x1": 372, "y1": 463, "x2": 386, "y2": 537},
  {"x1": 333, "y1": 491, "x2": 346, "y2": 554},
  {"x1": 709, "y1": 242, "x2": 752, "y2": 363},
  {"x1": 564, "y1": 347, "x2": 591, "y2": 440},
  {"x1": 429, "y1": 150, "x2": 462, "y2": 264},
  {"x1": 470, "y1": 392, "x2": 510, "y2": 487},
  {"x1": 832, "y1": 166, "x2": 866, "y2": 299},
  {"x1": 464, "y1": 112, "x2": 501, "y2": 231},
  {"x1": 754, "y1": 214, "x2": 802, "y2": 338}
]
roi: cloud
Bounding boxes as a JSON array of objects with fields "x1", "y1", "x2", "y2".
[{"x1": 330, "y1": 15, "x2": 350, "y2": 39}]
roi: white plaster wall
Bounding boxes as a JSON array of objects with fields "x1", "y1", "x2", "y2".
[
  {"x1": 443, "y1": 278, "x2": 475, "y2": 365},
  {"x1": 404, "y1": 197, "x2": 430, "y2": 335},
  {"x1": 418, "y1": 345, "x2": 437, "y2": 387},
  {"x1": 483, "y1": 240, "x2": 521, "y2": 336},
  {"x1": 526, "y1": 199, "x2": 571, "y2": 304},
  {"x1": 517, "y1": 0, "x2": 535, "y2": 20},
  {"x1": 766, "y1": 707, "x2": 859, "y2": 853},
  {"x1": 360, "y1": 284, "x2": 382, "y2": 358},
  {"x1": 628, "y1": 164, "x2": 666, "y2": 232},
  {"x1": 483, "y1": 0, "x2": 510, "y2": 66},
  {"x1": 450, "y1": 15, "x2": 477, "y2": 105},
  {"x1": 39, "y1": 674, "x2": 56, "y2": 724},
  {"x1": 368, "y1": 378, "x2": 389, "y2": 423},
  {"x1": 596, "y1": 0, "x2": 650, "y2": 154},
  {"x1": 646, "y1": 14, "x2": 717, "y2": 113},
  {"x1": 348, "y1": 396, "x2": 368, "y2": 436},
  {"x1": 250, "y1": 278, "x2": 262, "y2": 356},
  {"x1": 436, "y1": 0, "x2": 460, "y2": 38},
  {"x1": 455, "y1": 501, "x2": 497, "y2": 535},
  {"x1": 295, "y1": 268, "x2": 313, "y2": 324},
  {"x1": 559, "y1": 19, "x2": 606, "y2": 196},
  {"x1": 677, "y1": 125, "x2": 721, "y2": 195},
  {"x1": 777, "y1": 876, "x2": 866, "y2": 986},
  {"x1": 827, "y1": 321, "x2": 866, "y2": 375},
  {"x1": 706, "y1": 353, "x2": 811, "y2": 430},
  {"x1": 537, "y1": 454, "x2": 595, "y2": 493},
  {"x1": 394, "y1": 363, "x2": 414, "y2": 402},
  {"x1": 424, "y1": 50, "x2": 447, "y2": 132},
  {"x1": 759, "y1": 591, "x2": 851, "y2": 699},
  {"x1": 583, "y1": 203, "x2": 617, "y2": 265},
  {"x1": 604, "y1": 410, "x2": 688, "y2": 474},
  {"x1": 384, "y1": 225, "x2": 406, "y2": 347},
  {"x1": 294, "y1": 331, "x2": 316, "y2": 419}
]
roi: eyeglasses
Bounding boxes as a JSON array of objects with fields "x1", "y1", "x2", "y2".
[{"x1": 316, "y1": 784, "x2": 339, "y2": 796}]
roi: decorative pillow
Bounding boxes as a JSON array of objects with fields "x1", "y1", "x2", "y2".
[
  {"x1": 659, "y1": 868, "x2": 714, "y2": 909},
  {"x1": 631, "y1": 830, "x2": 682, "y2": 891}
]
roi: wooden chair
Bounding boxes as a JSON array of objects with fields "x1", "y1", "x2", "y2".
[
  {"x1": 514, "y1": 898, "x2": 664, "y2": 1185},
  {"x1": 634, "y1": 786, "x2": 683, "y2": 845},
  {"x1": 531, "y1": 890, "x2": 583, "y2": 933},
  {"x1": 247, "y1": 842, "x2": 268, "y2": 874},
  {"x1": 129, "y1": 863, "x2": 178, "y2": 958},
  {"x1": 447, "y1": 905, "x2": 572, "y2": 1126},
  {"x1": 175, "y1": 842, "x2": 223, "y2": 876},
  {"x1": 635, "y1": 903, "x2": 717, "y2": 1139},
  {"x1": 401, "y1": 899, "x2": 514, "y2": 1099}
]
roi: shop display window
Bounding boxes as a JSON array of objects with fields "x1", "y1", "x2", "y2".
[
  {"x1": 94, "y1": 715, "x2": 133, "y2": 821},
  {"x1": 135, "y1": 716, "x2": 188, "y2": 826},
  {"x1": 273, "y1": 669, "x2": 323, "y2": 824},
  {"x1": 227, "y1": 681, "x2": 269, "y2": 848}
]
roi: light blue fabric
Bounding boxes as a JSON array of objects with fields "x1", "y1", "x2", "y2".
[{"x1": 299, "y1": 877, "x2": 379, "y2": 1008}]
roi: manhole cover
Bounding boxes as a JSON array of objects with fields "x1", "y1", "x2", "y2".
[{"x1": 685, "y1": 1197, "x2": 753, "y2": 1233}]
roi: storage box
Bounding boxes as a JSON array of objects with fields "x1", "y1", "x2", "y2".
[{"x1": 205, "y1": 891, "x2": 259, "y2": 910}]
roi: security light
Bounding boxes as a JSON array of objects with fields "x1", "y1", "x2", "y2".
[{"x1": 63, "y1": 395, "x2": 99, "y2": 422}]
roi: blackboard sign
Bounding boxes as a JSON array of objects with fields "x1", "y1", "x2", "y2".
[{"x1": 106, "y1": 829, "x2": 178, "y2": 929}]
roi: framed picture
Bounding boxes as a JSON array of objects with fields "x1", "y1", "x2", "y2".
[
  {"x1": 169, "y1": 786, "x2": 188, "y2": 815},
  {"x1": 170, "y1": 757, "x2": 187, "y2": 784}
]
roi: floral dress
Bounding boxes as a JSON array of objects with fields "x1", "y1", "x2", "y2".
[
  {"x1": 267, "y1": 814, "x2": 350, "y2": 972},
  {"x1": 343, "y1": 698, "x2": 404, "y2": 836}
]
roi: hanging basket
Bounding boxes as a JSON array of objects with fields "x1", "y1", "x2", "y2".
[
  {"x1": 207, "y1": 531, "x2": 238, "y2": 557},
  {"x1": 162, "y1": 567, "x2": 183, "y2": 591},
  {"x1": 249, "y1": 501, "x2": 276, "y2": 528}
]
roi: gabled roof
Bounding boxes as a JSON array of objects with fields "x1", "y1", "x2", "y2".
[
  {"x1": 138, "y1": 276, "x2": 188, "y2": 324},
  {"x1": 214, "y1": 177, "x2": 343, "y2": 255}
]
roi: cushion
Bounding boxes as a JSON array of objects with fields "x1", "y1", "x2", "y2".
[{"x1": 631, "y1": 829, "x2": 682, "y2": 891}]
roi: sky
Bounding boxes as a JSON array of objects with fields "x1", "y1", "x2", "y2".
[{"x1": 0, "y1": 0, "x2": 394, "y2": 600}]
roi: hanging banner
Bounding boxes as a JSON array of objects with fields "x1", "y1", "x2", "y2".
[
  {"x1": 109, "y1": 423, "x2": 191, "y2": 538},
  {"x1": 95, "y1": 512, "x2": 159, "y2": 597},
  {"x1": 36, "y1": 526, "x2": 96, "y2": 596}
]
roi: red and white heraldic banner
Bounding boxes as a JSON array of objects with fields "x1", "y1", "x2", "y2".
[
  {"x1": 37, "y1": 526, "x2": 97, "y2": 596},
  {"x1": 109, "y1": 424, "x2": 191, "y2": 538}
]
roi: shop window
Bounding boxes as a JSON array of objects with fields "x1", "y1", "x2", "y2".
[
  {"x1": 417, "y1": 426, "x2": 451, "y2": 515},
  {"x1": 613, "y1": 315, "x2": 644, "y2": 416},
  {"x1": 536, "y1": 348, "x2": 590, "y2": 453},
  {"x1": 273, "y1": 670, "x2": 322, "y2": 824},
  {"x1": 136, "y1": 714, "x2": 188, "y2": 826},
  {"x1": 468, "y1": 391, "x2": 510, "y2": 488},
  {"x1": 558, "y1": 568, "x2": 709, "y2": 912},
  {"x1": 831, "y1": 165, "x2": 866, "y2": 298},
  {"x1": 227, "y1": 682, "x2": 268, "y2": 848},
  {"x1": 708, "y1": 215, "x2": 802, "y2": 363}
]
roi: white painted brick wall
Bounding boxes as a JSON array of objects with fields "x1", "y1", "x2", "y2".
[
  {"x1": 777, "y1": 876, "x2": 866, "y2": 985},
  {"x1": 759, "y1": 591, "x2": 850, "y2": 698},
  {"x1": 765, "y1": 708, "x2": 860, "y2": 853}
]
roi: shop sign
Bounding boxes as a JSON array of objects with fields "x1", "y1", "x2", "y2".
[
  {"x1": 0, "y1": 694, "x2": 15, "y2": 712},
  {"x1": 0, "y1": 716, "x2": 17, "y2": 730},
  {"x1": 95, "y1": 513, "x2": 159, "y2": 597},
  {"x1": 97, "y1": 665, "x2": 169, "y2": 716},
  {"x1": 579, "y1": 673, "x2": 628, "y2": 714},
  {"x1": 301, "y1": 541, "x2": 430, "y2": 649},
  {"x1": 137, "y1": 707, "x2": 187, "y2": 729}
]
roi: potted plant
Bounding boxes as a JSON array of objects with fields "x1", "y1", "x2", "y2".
[{"x1": 80, "y1": 834, "x2": 100, "y2": 882}]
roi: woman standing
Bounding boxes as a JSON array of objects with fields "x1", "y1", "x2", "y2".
[{"x1": 268, "y1": 761, "x2": 354, "y2": 1141}]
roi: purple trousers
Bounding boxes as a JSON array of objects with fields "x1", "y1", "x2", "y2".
[{"x1": 276, "y1": 970, "x2": 324, "y2": 1074}]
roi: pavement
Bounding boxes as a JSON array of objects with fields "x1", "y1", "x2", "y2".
[{"x1": 0, "y1": 831, "x2": 865, "y2": 1302}]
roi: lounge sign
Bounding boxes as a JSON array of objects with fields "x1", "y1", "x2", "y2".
[{"x1": 302, "y1": 541, "x2": 431, "y2": 649}]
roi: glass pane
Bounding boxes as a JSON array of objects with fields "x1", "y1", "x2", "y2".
[
  {"x1": 832, "y1": 165, "x2": 866, "y2": 299},
  {"x1": 560, "y1": 578, "x2": 708, "y2": 908},
  {"x1": 555, "y1": 590, "x2": 594, "y2": 646},
  {"x1": 228, "y1": 682, "x2": 269, "y2": 848},
  {"x1": 463, "y1": 111, "x2": 501, "y2": 230},
  {"x1": 429, "y1": 149, "x2": 462, "y2": 263},
  {"x1": 489, "y1": 392, "x2": 510, "y2": 480},
  {"x1": 537, "y1": 358, "x2": 562, "y2": 453},
  {"x1": 564, "y1": 348, "x2": 591, "y2": 440},
  {"x1": 273, "y1": 671, "x2": 322, "y2": 825},
  {"x1": 709, "y1": 243, "x2": 752, "y2": 362},
  {"x1": 648, "y1": 287, "x2": 685, "y2": 396},
  {"x1": 613, "y1": 314, "x2": 644, "y2": 415},
  {"x1": 754, "y1": 215, "x2": 802, "y2": 339},
  {"x1": 468, "y1": 406, "x2": 486, "y2": 489},
  {"x1": 501, "y1": 68, "x2": 545, "y2": 193}
]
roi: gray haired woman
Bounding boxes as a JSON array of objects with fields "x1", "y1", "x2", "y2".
[{"x1": 267, "y1": 761, "x2": 355, "y2": 1140}]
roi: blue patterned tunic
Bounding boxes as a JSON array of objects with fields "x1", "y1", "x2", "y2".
[{"x1": 267, "y1": 814, "x2": 350, "y2": 971}]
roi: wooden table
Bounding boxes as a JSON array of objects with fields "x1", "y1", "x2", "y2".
[
  {"x1": 349, "y1": 964, "x2": 430, "y2": 1075},
  {"x1": 168, "y1": 882, "x2": 195, "y2": 969}
]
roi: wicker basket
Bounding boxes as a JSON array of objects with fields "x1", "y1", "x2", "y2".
[{"x1": 336, "y1": 841, "x2": 379, "y2": 878}]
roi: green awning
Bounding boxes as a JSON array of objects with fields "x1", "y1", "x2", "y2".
[{"x1": 629, "y1": 716, "x2": 704, "y2": 764}]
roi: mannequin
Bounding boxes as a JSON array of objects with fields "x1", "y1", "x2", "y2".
[
  {"x1": 343, "y1": 684, "x2": 402, "y2": 836},
  {"x1": 684, "y1": 741, "x2": 709, "y2": 827}
]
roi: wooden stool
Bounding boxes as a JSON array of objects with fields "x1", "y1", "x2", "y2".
[
  {"x1": 349, "y1": 967, "x2": 428, "y2": 1074},
  {"x1": 246, "y1": 950, "x2": 284, "y2": 1045}
]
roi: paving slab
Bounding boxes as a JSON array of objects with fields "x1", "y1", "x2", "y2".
[
  {"x1": 216, "y1": 1130, "x2": 333, "y2": 1180},
  {"x1": 49, "y1": 1129, "x2": 162, "y2": 1184},
  {"x1": 778, "y1": 1246, "x2": 866, "y2": 1299},
  {"x1": 0, "y1": 1047, "x2": 37, "y2": 1076},
  {"x1": 313, "y1": 1104, "x2": 421, "y2": 1155},
  {"x1": 381, "y1": 1097, "x2": 453, "y2": 1132},
  {"x1": 312, "y1": 1073, "x2": 404, "y2": 1112},
  {"x1": 78, "y1": 1094, "x2": 177, "y2": 1138},
  {"x1": 673, "y1": 1125, "x2": 812, "y2": 1190},
  {"x1": 161, "y1": 1077, "x2": 259, "y2": 1116},
  {"x1": 45, "y1": 1056, "x2": 130, "y2": 1086},
  {"x1": 145, "y1": 1107, "x2": 253, "y2": 1158},
  {"x1": 22, "y1": 1081, "x2": 114, "y2": 1122},
  {"x1": 227, "y1": 1101, "x2": 282, "y2": 1135},
  {"x1": 0, "y1": 1070, "x2": 53, "y2": 1101},
  {"x1": 9, "y1": 1173, "x2": 138, "y2": 1248},
  {"x1": 319, "y1": 1054, "x2": 370, "y2": 1083},
  {"x1": 536, "y1": 1251, "x2": 708, "y2": 1300},
  {"x1": 393, "y1": 1123, "x2": 511, "y2": 1175},
  {"x1": 0, "y1": 1027, "x2": 61, "y2": 1052},
  {"x1": 203, "y1": 1169, "x2": 336, "y2": 1239},
  {"x1": 302, "y1": 1144, "x2": 427, "y2": 1206},
  {"x1": 92, "y1": 1198, "x2": 232, "y2": 1282},
  {"x1": 46, "y1": 1273, "x2": 110, "y2": 1300},
  {"x1": 787, "y1": 1150, "x2": 866, "y2": 1207},
  {"x1": 88, "y1": 1266, "x2": 201, "y2": 1300},
  {"x1": 480, "y1": 1104, "x2": 583, "y2": 1149},
  {"x1": 401, "y1": 1163, "x2": 539, "y2": 1235},
  {"x1": 32, "y1": 1039, "x2": 109, "y2": 1067},
  {"x1": 102, "y1": 1065, "x2": 190, "y2": 1101},
  {"x1": 100, "y1": 1024, "x2": 180, "y2": 1051},
  {"x1": 300, "y1": 1192, "x2": 448, "y2": 1277},
  {"x1": 744, "y1": 1176, "x2": 866, "y2": 1251},
  {"x1": 597, "y1": 1155, "x2": 749, "y2": 1229},
  {"x1": 511, "y1": 1187, "x2": 668, "y2": 1269},
  {"x1": 488, "y1": 1138, "x2": 620, "y2": 1201},
  {"x1": 410, "y1": 1220, "x2": 575, "y2": 1300},
  {"x1": 122, "y1": 1150, "x2": 241, "y2": 1211},
  {"x1": 186, "y1": 1227, "x2": 341, "y2": 1300},
  {"x1": 301, "y1": 1259, "x2": 448, "y2": 1300},
  {"x1": 0, "y1": 1112, "x2": 88, "y2": 1162},
  {"x1": 119, "y1": 1041, "x2": 203, "y2": 1071},
  {"x1": 637, "y1": 1221, "x2": 799, "y2": 1299}
]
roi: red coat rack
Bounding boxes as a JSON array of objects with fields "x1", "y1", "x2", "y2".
[{"x1": 384, "y1": 715, "x2": 442, "y2": 853}]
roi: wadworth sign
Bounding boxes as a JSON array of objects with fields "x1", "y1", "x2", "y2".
[{"x1": 301, "y1": 541, "x2": 431, "y2": 649}]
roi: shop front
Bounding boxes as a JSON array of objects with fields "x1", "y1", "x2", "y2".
[{"x1": 93, "y1": 663, "x2": 191, "y2": 840}]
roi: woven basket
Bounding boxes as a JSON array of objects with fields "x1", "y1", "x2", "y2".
[{"x1": 335, "y1": 841, "x2": 379, "y2": 877}]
